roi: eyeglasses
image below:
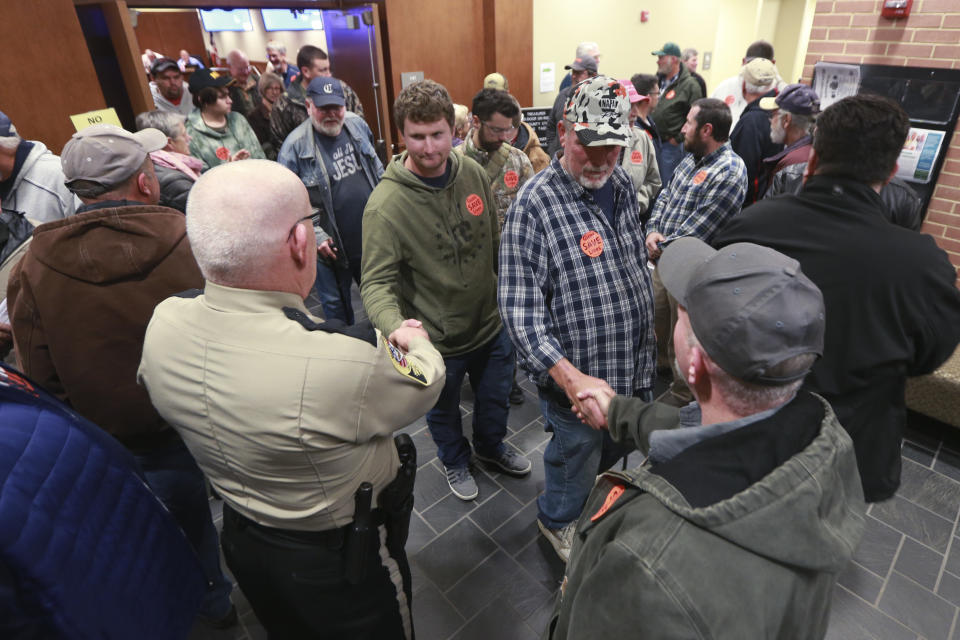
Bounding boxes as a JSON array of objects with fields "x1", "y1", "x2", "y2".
[
  {"x1": 482, "y1": 122, "x2": 518, "y2": 136},
  {"x1": 287, "y1": 214, "x2": 313, "y2": 240}
]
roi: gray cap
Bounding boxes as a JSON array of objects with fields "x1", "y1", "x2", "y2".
[
  {"x1": 659, "y1": 237, "x2": 825, "y2": 385},
  {"x1": 61, "y1": 124, "x2": 167, "y2": 189},
  {"x1": 564, "y1": 54, "x2": 598, "y2": 74}
]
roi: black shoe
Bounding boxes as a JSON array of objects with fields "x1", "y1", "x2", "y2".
[
  {"x1": 200, "y1": 604, "x2": 238, "y2": 629},
  {"x1": 509, "y1": 383, "x2": 525, "y2": 405}
]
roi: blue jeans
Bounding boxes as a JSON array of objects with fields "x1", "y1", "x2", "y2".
[
  {"x1": 314, "y1": 258, "x2": 356, "y2": 325},
  {"x1": 136, "y1": 440, "x2": 234, "y2": 619},
  {"x1": 426, "y1": 327, "x2": 514, "y2": 469},
  {"x1": 659, "y1": 140, "x2": 685, "y2": 189},
  {"x1": 537, "y1": 390, "x2": 651, "y2": 529}
]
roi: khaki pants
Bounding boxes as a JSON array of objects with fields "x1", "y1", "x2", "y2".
[{"x1": 651, "y1": 266, "x2": 693, "y2": 407}]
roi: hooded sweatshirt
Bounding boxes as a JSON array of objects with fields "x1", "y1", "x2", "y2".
[
  {"x1": 549, "y1": 392, "x2": 866, "y2": 640},
  {"x1": 186, "y1": 110, "x2": 265, "y2": 171},
  {"x1": 361, "y1": 150, "x2": 502, "y2": 357},
  {"x1": 7, "y1": 203, "x2": 204, "y2": 452}
]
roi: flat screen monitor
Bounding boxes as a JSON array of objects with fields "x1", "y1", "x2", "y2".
[
  {"x1": 261, "y1": 9, "x2": 324, "y2": 32},
  {"x1": 198, "y1": 9, "x2": 253, "y2": 32}
]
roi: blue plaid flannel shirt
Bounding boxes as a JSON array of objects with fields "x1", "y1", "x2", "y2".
[
  {"x1": 647, "y1": 142, "x2": 747, "y2": 243},
  {"x1": 498, "y1": 158, "x2": 656, "y2": 396}
]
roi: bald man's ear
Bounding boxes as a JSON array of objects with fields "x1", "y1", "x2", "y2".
[{"x1": 290, "y1": 221, "x2": 312, "y2": 268}]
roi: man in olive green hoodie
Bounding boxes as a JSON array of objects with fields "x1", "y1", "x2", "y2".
[{"x1": 361, "y1": 80, "x2": 531, "y2": 502}]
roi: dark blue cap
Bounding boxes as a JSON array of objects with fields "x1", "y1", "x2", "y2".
[{"x1": 306, "y1": 77, "x2": 345, "y2": 108}]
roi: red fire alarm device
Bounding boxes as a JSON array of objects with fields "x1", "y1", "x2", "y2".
[
  {"x1": 881, "y1": 0, "x2": 912, "y2": 19},
  {"x1": 640, "y1": 10, "x2": 650, "y2": 22}
]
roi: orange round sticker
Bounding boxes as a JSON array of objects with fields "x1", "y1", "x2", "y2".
[
  {"x1": 215, "y1": 146, "x2": 230, "y2": 161},
  {"x1": 692, "y1": 170, "x2": 708, "y2": 185},
  {"x1": 724, "y1": 95, "x2": 736, "y2": 106},
  {"x1": 630, "y1": 150, "x2": 643, "y2": 164},
  {"x1": 504, "y1": 170, "x2": 519, "y2": 189},
  {"x1": 665, "y1": 90, "x2": 676, "y2": 100},
  {"x1": 465, "y1": 194, "x2": 484, "y2": 216},
  {"x1": 580, "y1": 231, "x2": 604, "y2": 258}
]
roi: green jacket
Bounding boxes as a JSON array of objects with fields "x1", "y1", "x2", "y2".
[
  {"x1": 651, "y1": 64, "x2": 705, "y2": 141},
  {"x1": 455, "y1": 130, "x2": 535, "y2": 231},
  {"x1": 548, "y1": 392, "x2": 866, "y2": 640},
  {"x1": 185, "y1": 111, "x2": 265, "y2": 171},
  {"x1": 361, "y1": 150, "x2": 502, "y2": 357}
]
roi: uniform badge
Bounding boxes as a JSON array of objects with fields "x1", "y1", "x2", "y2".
[
  {"x1": 503, "y1": 170, "x2": 519, "y2": 189},
  {"x1": 383, "y1": 335, "x2": 428, "y2": 385},
  {"x1": 580, "y1": 230, "x2": 604, "y2": 258},
  {"x1": 465, "y1": 193, "x2": 484, "y2": 216},
  {"x1": 630, "y1": 150, "x2": 643, "y2": 164},
  {"x1": 692, "y1": 170, "x2": 708, "y2": 185}
]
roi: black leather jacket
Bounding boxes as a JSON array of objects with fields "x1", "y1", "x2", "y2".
[{"x1": 765, "y1": 163, "x2": 923, "y2": 231}]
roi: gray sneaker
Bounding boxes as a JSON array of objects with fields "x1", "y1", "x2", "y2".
[
  {"x1": 537, "y1": 519, "x2": 577, "y2": 563},
  {"x1": 445, "y1": 465, "x2": 479, "y2": 501},
  {"x1": 476, "y1": 446, "x2": 532, "y2": 476}
]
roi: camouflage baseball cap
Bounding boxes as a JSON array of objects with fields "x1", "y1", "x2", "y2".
[{"x1": 562, "y1": 75, "x2": 630, "y2": 147}]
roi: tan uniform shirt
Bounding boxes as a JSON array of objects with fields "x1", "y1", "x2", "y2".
[{"x1": 138, "y1": 282, "x2": 444, "y2": 531}]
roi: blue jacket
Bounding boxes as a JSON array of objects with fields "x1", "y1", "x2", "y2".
[
  {"x1": 278, "y1": 113, "x2": 384, "y2": 264},
  {"x1": 0, "y1": 363, "x2": 205, "y2": 639}
]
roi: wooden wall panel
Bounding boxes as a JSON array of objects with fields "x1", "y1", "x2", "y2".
[
  {"x1": 133, "y1": 10, "x2": 210, "y2": 68},
  {"x1": 384, "y1": 0, "x2": 486, "y2": 110},
  {"x1": 0, "y1": 0, "x2": 106, "y2": 153},
  {"x1": 493, "y1": 0, "x2": 532, "y2": 106}
]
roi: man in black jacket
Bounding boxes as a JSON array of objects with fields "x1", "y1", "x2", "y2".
[
  {"x1": 715, "y1": 94, "x2": 960, "y2": 502},
  {"x1": 729, "y1": 58, "x2": 782, "y2": 206}
]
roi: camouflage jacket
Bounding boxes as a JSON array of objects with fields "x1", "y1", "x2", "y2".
[
  {"x1": 456, "y1": 129, "x2": 534, "y2": 231},
  {"x1": 269, "y1": 77, "x2": 365, "y2": 150},
  {"x1": 228, "y1": 69, "x2": 262, "y2": 117}
]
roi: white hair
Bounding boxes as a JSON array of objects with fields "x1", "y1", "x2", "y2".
[
  {"x1": 745, "y1": 79, "x2": 776, "y2": 94},
  {"x1": 265, "y1": 40, "x2": 286, "y2": 55},
  {"x1": 135, "y1": 110, "x2": 185, "y2": 139},
  {"x1": 576, "y1": 41, "x2": 599, "y2": 58},
  {"x1": 782, "y1": 110, "x2": 815, "y2": 134},
  {"x1": 685, "y1": 323, "x2": 814, "y2": 416},
  {"x1": 186, "y1": 160, "x2": 307, "y2": 285},
  {"x1": 682, "y1": 48, "x2": 698, "y2": 61}
]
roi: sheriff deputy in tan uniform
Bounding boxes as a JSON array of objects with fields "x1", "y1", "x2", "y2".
[{"x1": 138, "y1": 159, "x2": 444, "y2": 640}]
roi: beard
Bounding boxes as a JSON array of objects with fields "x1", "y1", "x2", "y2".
[
  {"x1": 576, "y1": 164, "x2": 614, "y2": 190},
  {"x1": 770, "y1": 119, "x2": 786, "y2": 144},
  {"x1": 683, "y1": 131, "x2": 707, "y2": 157},
  {"x1": 312, "y1": 117, "x2": 344, "y2": 137}
]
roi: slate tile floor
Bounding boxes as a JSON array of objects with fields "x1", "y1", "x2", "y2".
[{"x1": 188, "y1": 289, "x2": 960, "y2": 639}]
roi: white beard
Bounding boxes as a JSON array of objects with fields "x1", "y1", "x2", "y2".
[{"x1": 770, "y1": 119, "x2": 786, "y2": 145}]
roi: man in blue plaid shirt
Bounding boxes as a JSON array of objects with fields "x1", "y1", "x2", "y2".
[
  {"x1": 646, "y1": 98, "x2": 747, "y2": 406},
  {"x1": 498, "y1": 76, "x2": 656, "y2": 562}
]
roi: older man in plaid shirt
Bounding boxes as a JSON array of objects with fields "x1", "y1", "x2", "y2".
[
  {"x1": 498, "y1": 76, "x2": 656, "y2": 562},
  {"x1": 646, "y1": 97, "x2": 748, "y2": 406}
]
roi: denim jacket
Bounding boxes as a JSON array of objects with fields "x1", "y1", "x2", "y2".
[{"x1": 277, "y1": 113, "x2": 384, "y2": 259}]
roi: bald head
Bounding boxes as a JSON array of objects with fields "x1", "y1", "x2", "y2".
[
  {"x1": 227, "y1": 49, "x2": 251, "y2": 82},
  {"x1": 186, "y1": 160, "x2": 315, "y2": 294}
]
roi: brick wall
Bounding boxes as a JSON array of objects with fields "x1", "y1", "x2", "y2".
[{"x1": 802, "y1": 0, "x2": 960, "y2": 273}]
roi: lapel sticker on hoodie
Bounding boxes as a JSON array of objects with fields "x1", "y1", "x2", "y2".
[{"x1": 466, "y1": 193, "x2": 484, "y2": 216}]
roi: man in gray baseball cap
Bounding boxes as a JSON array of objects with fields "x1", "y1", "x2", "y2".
[
  {"x1": 7, "y1": 123, "x2": 239, "y2": 628},
  {"x1": 546, "y1": 54, "x2": 600, "y2": 156},
  {"x1": 546, "y1": 236, "x2": 865, "y2": 639}
]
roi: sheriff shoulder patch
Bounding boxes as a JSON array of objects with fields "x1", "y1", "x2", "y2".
[{"x1": 383, "y1": 334, "x2": 428, "y2": 385}]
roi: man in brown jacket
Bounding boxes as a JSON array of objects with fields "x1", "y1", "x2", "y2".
[{"x1": 6, "y1": 124, "x2": 236, "y2": 628}]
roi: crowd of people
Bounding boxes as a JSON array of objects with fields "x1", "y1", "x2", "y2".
[{"x1": 1, "y1": 34, "x2": 960, "y2": 640}]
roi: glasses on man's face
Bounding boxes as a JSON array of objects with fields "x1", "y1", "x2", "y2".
[
  {"x1": 482, "y1": 122, "x2": 518, "y2": 136},
  {"x1": 287, "y1": 214, "x2": 313, "y2": 241}
]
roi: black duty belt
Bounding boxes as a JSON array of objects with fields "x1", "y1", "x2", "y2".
[{"x1": 222, "y1": 503, "x2": 385, "y2": 548}]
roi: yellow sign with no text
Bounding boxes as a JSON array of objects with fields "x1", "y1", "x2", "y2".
[{"x1": 69, "y1": 108, "x2": 123, "y2": 132}]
